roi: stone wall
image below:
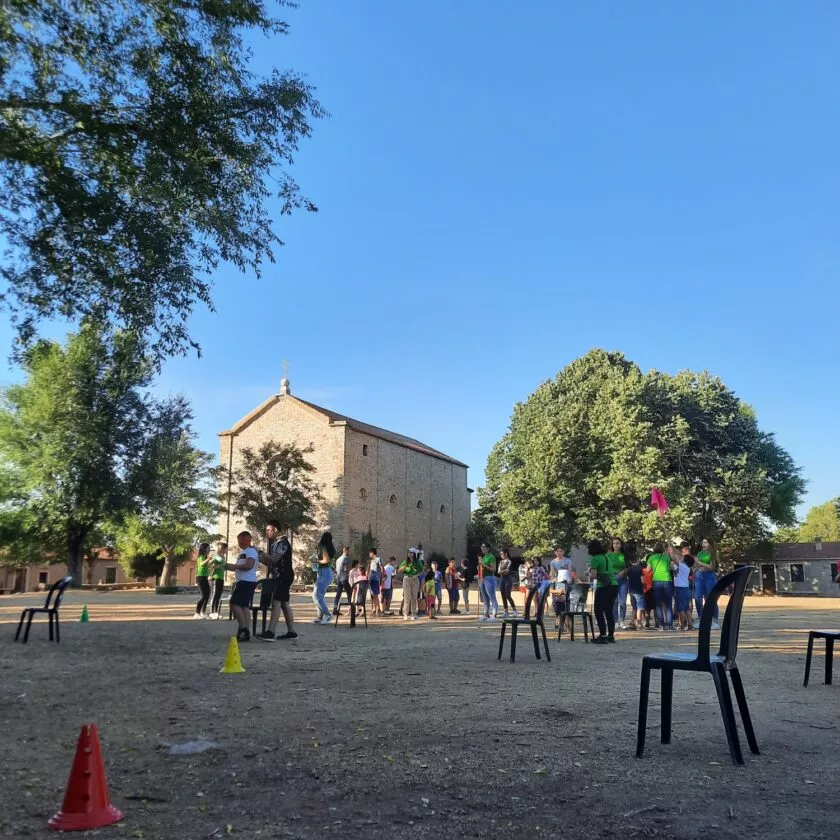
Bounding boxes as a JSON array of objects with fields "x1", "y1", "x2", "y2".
[{"x1": 772, "y1": 559, "x2": 840, "y2": 596}]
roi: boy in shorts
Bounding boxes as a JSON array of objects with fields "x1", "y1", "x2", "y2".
[
  {"x1": 225, "y1": 531, "x2": 259, "y2": 642},
  {"x1": 382, "y1": 557, "x2": 396, "y2": 615}
]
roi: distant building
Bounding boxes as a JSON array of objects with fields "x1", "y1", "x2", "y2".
[
  {"x1": 218, "y1": 375, "x2": 471, "y2": 568},
  {"x1": 741, "y1": 540, "x2": 840, "y2": 597}
]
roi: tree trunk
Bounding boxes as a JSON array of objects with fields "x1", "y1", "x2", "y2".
[
  {"x1": 67, "y1": 531, "x2": 85, "y2": 587},
  {"x1": 159, "y1": 548, "x2": 175, "y2": 587}
]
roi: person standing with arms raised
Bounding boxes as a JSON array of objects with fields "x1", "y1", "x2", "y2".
[{"x1": 312, "y1": 531, "x2": 336, "y2": 624}]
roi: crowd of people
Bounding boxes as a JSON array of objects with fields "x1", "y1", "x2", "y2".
[{"x1": 192, "y1": 525, "x2": 720, "y2": 646}]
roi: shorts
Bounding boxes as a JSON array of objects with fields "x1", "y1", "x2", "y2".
[
  {"x1": 230, "y1": 580, "x2": 257, "y2": 608},
  {"x1": 643, "y1": 590, "x2": 656, "y2": 612},
  {"x1": 629, "y1": 591, "x2": 644, "y2": 613},
  {"x1": 674, "y1": 586, "x2": 690, "y2": 613},
  {"x1": 369, "y1": 573, "x2": 381, "y2": 596},
  {"x1": 426, "y1": 596, "x2": 436, "y2": 610},
  {"x1": 272, "y1": 575, "x2": 292, "y2": 603}
]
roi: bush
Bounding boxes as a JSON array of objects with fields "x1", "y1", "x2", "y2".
[
  {"x1": 427, "y1": 551, "x2": 448, "y2": 569},
  {"x1": 155, "y1": 585, "x2": 179, "y2": 595}
]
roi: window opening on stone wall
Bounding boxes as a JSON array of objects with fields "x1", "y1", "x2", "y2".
[
  {"x1": 439, "y1": 504, "x2": 446, "y2": 515},
  {"x1": 790, "y1": 563, "x2": 804, "y2": 583},
  {"x1": 363, "y1": 444, "x2": 368, "y2": 456},
  {"x1": 38, "y1": 571, "x2": 48, "y2": 585},
  {"x1": 105, "y1": 566, "x2": 117, "y2": 584},
  {"x1": 416, "y1": 500, "x2": 424, "y2": 510},
  {"x1": 390, "y1": 494, "x2": 397, "y2": 504},
  {"x1": 360, "y1": 488, "x2": 367, "y2": 500}
]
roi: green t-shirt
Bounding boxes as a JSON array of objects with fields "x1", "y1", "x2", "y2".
[
  {"x1": 648, "y1": 553, "x2": 672, "y2": 582},
  {"x1": 606, "y1": 552, "x2": 625, "y2": 576},
  {"x1": 400, "y1": 557, "x2": 422, "y2": 577},
  {"x1": 196, "y1": 555, "x2": 210, "y2": 577},
  {"x1": 481, "y1": 553, "x2": 497, "y2": 575},
  {"x1": 697, "y1": 550, "x2": 714, "y2": 571},
  {"x1": 590, "y1": 554, "x2": 617, "y2": 586},
  {"x1": 423, "y1": 578, "x2": 436, "y2": 598},
  {"x1": 211, "y1": 554, "x2": 225, "y2": 580}
]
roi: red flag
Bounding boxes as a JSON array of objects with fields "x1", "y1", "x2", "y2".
[{"x1": 650, "y1": 487, "x2": 669, "y2": 517}]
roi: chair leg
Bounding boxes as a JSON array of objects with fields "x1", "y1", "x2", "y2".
[
  {"x1": 711, "y1": 663, "x2": 744, "y2": 766},
  {"x1": 15, "y1": 610, "x2": 28, "y2": 642},
  {"x1": 729, "y1": 666, "x2": 759, "y2": 755},
  {"x1": 531, "y1": 624, "x2": 541, "y2": 659},
  {"x1": 350, "y1": 605, "x2": 356, "y2": 629},
  {"x1": 498, "y1": 623, "x2": 506, "y2": 660},
  {"x1": 540, "y1": 622, "x2": 551, "y2": 662},
  {"x1": 252, "y1": 611, "x2": 257, "y2": 636},
  {"x1": 334, "y1": 605, "x2": 340, "y2": 628},
  {"x1": 804, "y1": 632, "x2": 815, "y2": 687},
  {"x1": 48, "y1": 613, "x2": 54, "y2": 641},
  {"x1": 362, "y1": 607, "x2": 368, "y2": 629},
  {"x1": 510, "y1": 624, "x2": 518, "y2": 663},
  {"x1": 23, "y1": 613, "x2": 35, "y2": 643},
  {"x1": 636, "y1": 660, "x2": 651, "y2": 758},
  {"x1": 826, "y1": 638, "x2": 834, "y2": 685},
  {"x1": 660, "y1": 668, "x2": 673, "y2": 744},
  {"x1": 557, "y1": 615, "x2": 563, "y2": 643},
  {"x1": 54, "y1": 613, "x2": 60, "y2": 643}
]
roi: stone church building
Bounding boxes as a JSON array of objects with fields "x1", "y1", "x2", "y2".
[{"x1": 218, "y1": 376, "x2": 470, "y2": 568}]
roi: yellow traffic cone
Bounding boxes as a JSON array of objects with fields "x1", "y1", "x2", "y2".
[{"x1": 220, "y1": 637, "x2": 245, "y2": 674}]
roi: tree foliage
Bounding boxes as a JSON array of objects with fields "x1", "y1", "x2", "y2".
[
  {"x1": 0, "y1": 0, "x2": 324, "y2": 359},
  {"x1": 480, "y1": 350, "x2": 804, "y2": 556},
  {"x1": 351, "y1": 525, "x2": 377, "y2": 565},
  {"x1": 0, "y1": 326, "x2": 206, "y2": 583},
  {"x1": 219, "y1": 440, "x2": 322, "y2": 543},
  {"x1": 775, "y1": 498, "x2": 840, "y2": 543}
]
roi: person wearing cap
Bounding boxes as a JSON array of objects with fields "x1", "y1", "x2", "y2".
[{"x1": 398, "y1": 549, "x2": 423, "y2": 620}]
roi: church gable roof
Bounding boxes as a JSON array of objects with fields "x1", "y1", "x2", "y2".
[
  {"x1": 292, "y1": 398, "x2": 468, "y2": 468},
  {"x1": 221, "y1": 393, "x2": 467, "y2": 468}
]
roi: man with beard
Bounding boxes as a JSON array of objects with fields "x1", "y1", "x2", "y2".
[{"x1": 256, "y1": 519, "x2": 297, "y2": 640}]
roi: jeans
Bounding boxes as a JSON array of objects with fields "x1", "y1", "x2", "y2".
[
  {"x1": 613, "y1": 578, "x2": 629, "y2": 622},
  {"x1": 210, "y1": 579, "x2": 224, "y2": 613},
  {"x1": 629, "y1": 590, "x2": 643, "y2": 617},
  {"x1": 694, "y1": 571, "x2": 719, "y2": 621},
  {"x1": 313, "y1": 566, "x2": 333, "y2": 618},
  {"x1": 500, "y1": 574, "x2": 516, "y2": 612},
  {"x1": 333, "y1": 578, "x2": 352, "y2": 611},
  {"x1": 480, "y1": 576, "x2": 498, "y2": 617},
  {"x1": 196, "y1": 576, "x2": 210, "y2": 614},
  {"x1": 653, "y1": 581, "x2": 673, "y2": 627},
  {"x1": 594, "y1": 584, "x2": 617, "y2": 637},
  {"x1": 448, "y1": 586, "x2": 460, "y2": 609}
]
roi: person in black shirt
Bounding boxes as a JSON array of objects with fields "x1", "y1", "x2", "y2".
[
  {"x1": 460, "y1": 557, "x2": 474, "y2": 614},
  {"x1": 625, "y1": 548, "x2": 644, "y2": 630}
]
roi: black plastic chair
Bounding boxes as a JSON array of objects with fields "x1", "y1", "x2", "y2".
[
  {"x1": 15, "y1": 576, "x2": 73, "y2": 643},
  {"x1": 636, "y1": 566, "x2": 758, "y2": 766},
  {"x1": 498, "y1": 580, "x2": 552, "y2": 662},
  {"x1": 249, "y1": 580, "x2": 275, "y2": 635},
  {"x1": 335, "y1": 581, "x2": 369, "y2": 628},
  {"x1": 803, "y1": 630, "x2": 840, "y2": 686},
  {"x1": 558, "y1": 582, "x2": 596, "y2": 642}
]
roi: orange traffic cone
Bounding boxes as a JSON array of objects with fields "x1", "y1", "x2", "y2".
[{"x1": 48, "y1": 724, "x2": 124, "y2": 832}]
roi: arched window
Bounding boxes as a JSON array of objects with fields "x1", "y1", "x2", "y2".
[
  {"x1": 359, "y1": 488, "x2": 367, "y2": 501},
  {"x1": 416, "y1": 500, "x2": 424, "y2": 510},
  {"x1": 439, "y1": 504, "x2": 446, "y2": 515},
  {"x1": 389, "y1": 494, "x2": 397, "y2": 504}
]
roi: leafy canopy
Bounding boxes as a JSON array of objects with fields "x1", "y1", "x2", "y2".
[
  {"x1": 0, "y1": 0, "x2": 324, "y2": 359},
  {"x1": 775, "y1": 498, "x2": 840, "y2": 544},
  {"x1": 480, "y1": 350, "x2": 804, "y2": 555}
]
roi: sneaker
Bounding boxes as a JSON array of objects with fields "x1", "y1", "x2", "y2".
[
  {"x1": 410, "y1": 615, "x2": 417, "y2": 621},
  {"x1": 486, "y1": 616, "x2": 497, "y2": 622},
  {"x1": 478, "y1": 616, "x2": 488, "y2": 623},
  {"x1": 192, "y1": 613, "x2": 203, "y2": 620},
  {"x1": 502, "y1": 612, "x2": 510, "y2": 619},
  {"x1": 208, "y1": 612, "x2": 218, "y2": 620},
  {"x1": 256, "y1": 630, "x2": 275, "y2": 641},
  {"x1": 452, "y1": 609, "x2": 461, "y2": 615},
  {"x1": 320, "y1": 616, "x2": 332, "y2": 625},
  {"x1": 512, "y1": 610, "x2": 519, "y2": 617},
  {"x1": 592, "y1": 636, "x2": 609, "y2": 645},
  {"x1": 692, "y1": 620, "x2": 700, "y2": 629},
  {"x1": 277, "y1": 631, "x2": 298, "y2": 640},
  {"x1": 617, "y1": 621, "x2": 626, "y2": 630},
  {"x1": 403, "y1": 615, "x2": 410, "y2": 621},
  {"x1": 312, "y1": 617, "x2": 323, "y2": 624},
  {"x1": 236, "y1": 628, "x2": 250, "y2": 642},
  {"x1": 607, "y1": 636, "x2": 616, "y2": 643},
  {"x1": 711, "y1": 621, "x2": 721, "y2": 630}
]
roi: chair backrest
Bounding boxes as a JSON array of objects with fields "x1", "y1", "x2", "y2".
[
  {"x1": 46, "y1": 576, "x2": 73, "y2": 610},
  {"x1": 524, "y1": 580, "x2": 552, "y2": 620},
  {"x1": 696, "y1": 566, "x2": 752, "y2": 667},
  {"x1": 351, "y1": 581, "x2": 369, "y2": 605},
  {"x1": 256, "y1": 579, "x2": 275, "y2": 610},
  {"x1": 566, "y1": 581, "x2": 591, "y2": 613}
]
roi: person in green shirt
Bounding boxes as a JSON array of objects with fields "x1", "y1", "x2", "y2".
[
  {"x1": 398, "y1": 550, "x2": 423, "y2": 620},
  {"x1": 193, "y1": 542, "x2": 211, "y2": 619},
  {"x1": 694, "y1": 537, "x2": 720, "y2": 628},
  {"x1": 208, "y1": 541, "x2": 227, "y2": 618},
  {"x1": 647, "y1": 542, "x2": 675, "y2": 632},
  {"x1": 589, "y1": 539, "x2": 619, "y2": 643},
  {"x1": 607, "y1": 538, "x2": 628, "y2": 629},
  {"x1": 478, "y1": 543, "x2": 499, "y2": 621}
]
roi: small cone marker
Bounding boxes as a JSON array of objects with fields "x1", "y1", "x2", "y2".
[
  {"x1": 220, "y1": 637, "x2": 245, "y2": 674},
  {"x1": 48, "y1": 724, "x2": 123, "y2": 832},
  {"x1": 79, "y1": 605, "x2": 89, "y2": 623}
]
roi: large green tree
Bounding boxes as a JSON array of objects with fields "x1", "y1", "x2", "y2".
[
  {"x1": 775, "y1": 498, "x2": 840, "y2": 543},
  {"x1": 0, "y1": 0, "x2": 324, "y2": 359},
  {"x1": 480, "y1": 350, "x2": 804, "y2": 556},
  {"x1": 115, "y1": 404, "x2": 216, "y2": 586},
  {"x1": 0, "y1": 327, "x2": 195, "y2": 584}
]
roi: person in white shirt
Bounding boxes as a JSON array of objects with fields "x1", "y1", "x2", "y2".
[
  {"x1": 381, "y1": 557, "x2": 396, "y2": 614},
  {"x1": 368, "y1": 549, "x2": 384, "y2": 616},
  {"x1": 549, "y1": 547, "x2": 574, "y2": 629},
  {"x1": 225, "y1": 531, "x2": 259, "y2": 642}
]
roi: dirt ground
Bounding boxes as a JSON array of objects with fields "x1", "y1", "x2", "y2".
[{"x1": 1, "y1": 588, "x2": 839, "y2": 840}]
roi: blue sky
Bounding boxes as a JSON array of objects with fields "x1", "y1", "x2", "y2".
[{"x1": 2, "y1": 1, "x2": 838, "y2": 516}]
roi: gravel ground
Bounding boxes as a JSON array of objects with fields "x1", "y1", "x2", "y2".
[{"x1": 1, "y1": 590, "x2": 839, "y2": 840}]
